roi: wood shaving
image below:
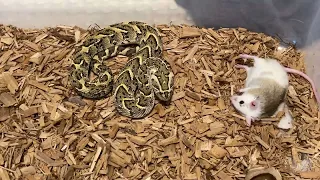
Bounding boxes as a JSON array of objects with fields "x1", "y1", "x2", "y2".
[{"x1": 0, "y1": 23, "x2": 319, "y2": 179}]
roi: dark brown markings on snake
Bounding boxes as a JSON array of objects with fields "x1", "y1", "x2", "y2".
[
  {"x1": 97, "y1": 51, "x2": 107, "y2": 60},
  {"x1": 115, "y1": 72, "x2": 138, "y2": 95},
  {"x1": 128, "y1": 21, "x2": 146, "y2": 26},
  {"x1": 99, "y1": 37, "x2": 112, "y2": 48},
  {"x1": 71, "y1": 72, "x2": 84, "y2": 89},
  {"x1": 144, "y1": 25, "x2": 162, "y2": 49},
  {"x1": 109, "y1": 37, "x2": 121, "y2": 46},
  {"x1": 83, "y1": 53, "x2": 93, "y2": 67},
  {"x1": 89, "y1": 59, "x2": 100, "y2": 72},
  {"x1": 83, "y1": 37, "x2": 98, "y2": 47},
  {"x1": 84, "y1": 80, "x2": 93, "y2": 88},
  {"x1": 117, "y1": 44, "x2": 139, "y2": 56},
  {"x1": 124, "y1": 99, "x2": 136, "y2": 110},
  {"x1": 72, "y1": 81, "x2": 82, "y2": 89},
  {"x1": 73, "y1": 69, "x2": 84, "y2": 81},
  {"x1": 144, "y1": 34, "x2": 157, "y2": 48},
  {"x1": 88, "y1": 45, "x2": 99, "y2": 57},
  {"x1": 94, "y1": 40, "x2": 110, "y2": 53},
  {"x1": 82, "y1": 57, "x2": 91, "y2": 68},
  {"x1": 118, "y1": 71, "x2": 132, "y2": 85},
  {"x1": 138, "y1": 83, "x2": 152, "y2": 96},
  {"x1": 135, "y1": 32, "x2": 145, "y2": 43},
  {"x1": 136, "y1": 69, "x2": 148, "y2": 84},
  {"x1": 116, "y1": 87, "x2": 129, "y2": 100},
  {"x1": 100, "y1": 73, "x2": 111, "y2": 82},
  {"x1": 119, "y1": 45, "x2": 135, "y2": 54},
  {"x1": 155, "y1": 90, "x2": 173, "y2": 102},
  {"x1": 97, "y1": 28, "x2": 118, "y2": 36},
  {"x1": 73, "y1": 54, "x2": 84, "y2": 65},
  {"x1": 106, "y1": 46, "x2": 116, "y2": 56},
  {"x1": 134, "y1": 24, "x2": 148, "y2": 40},
  {"x1": 136, "y1": 93, "x2": 153, "y2": 107},
  {"x1": 81, "y1": 83, "x2": 112, "y2": 99},
  {"x1": 94, "y1": 64, "x2": 109, "y2": 75},
  {"x1": 145, "y1": 25, "x2": 159, "y2": 36},
  {"x1": 135, "y1": 46, "x2": 152, "y2": 61},
  {"x1": 127, "y1": 57, "x2": 141, "y2": 73},
  {"x1": 112, "y1": 24, "x2": 137, "y2": 41},
  {"x1": 74, "y1": 46, "x2": 83, "y2": 54},
  {"x1": 95, "y1": 29, "x2": 123, "y2": 46}
]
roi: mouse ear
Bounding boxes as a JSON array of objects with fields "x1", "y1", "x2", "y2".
[{"x1": 250, "y1": 100, "x2": 258, "y2": 110}]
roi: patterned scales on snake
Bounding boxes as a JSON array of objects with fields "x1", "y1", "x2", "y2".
[{"x1": 70, "y1": 21, "x2": 174, "y2": 118}]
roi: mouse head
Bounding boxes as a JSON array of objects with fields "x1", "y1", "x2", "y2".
[{"x1": 230, "y1": 91, "x2": 261, "y2": 116}]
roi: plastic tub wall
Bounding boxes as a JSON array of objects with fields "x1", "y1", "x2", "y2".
[{"x1": 1, "y1": 0, "x2": 320, "y2": 99}]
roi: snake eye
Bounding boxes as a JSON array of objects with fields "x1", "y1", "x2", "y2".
[{"x1": 239, "y1": 100, "x2": 244, "y2": 105}]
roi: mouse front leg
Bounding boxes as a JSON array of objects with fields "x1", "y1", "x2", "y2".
[
  {"x1": 239, "y1": 54, "x2": 257, "y2": 66},
  {"x1": 245, "y1": 115, "x2": 257, "y2": 126},
  {"x1": 239, "y1": 54, "x2": 257, "y2": 60},
  {"x1": 235, "y1": 64, "x2": 249, "y2": 71},
  {"x1": 245, "y1": 115, "x2": 253, "y2": 126}
]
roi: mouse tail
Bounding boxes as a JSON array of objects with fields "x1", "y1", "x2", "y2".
[
  {"x1": 239, "y1": 54, "x2": 257, "y2": 60},
  {"x1": 284, "y1": 67, "x2": 320, "y2": 106}
]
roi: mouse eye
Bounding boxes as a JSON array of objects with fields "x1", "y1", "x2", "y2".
[{"x1": 239, "y1": 100, "x2": 244, "y2": 105}]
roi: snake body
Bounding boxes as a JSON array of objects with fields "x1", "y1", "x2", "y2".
[{"x1": 70, "y1": 21, "x2": 174, "y2": 118}]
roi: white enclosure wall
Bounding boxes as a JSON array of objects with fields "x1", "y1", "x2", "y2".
[{"x1": 1, "y1": 0, "x2": 320, "y2": 97}]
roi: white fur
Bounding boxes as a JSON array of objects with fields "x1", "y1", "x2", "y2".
[
  {"x1": 231, "y1": 54, "x2": 290, "y2": 127},
  {"x1": 277, "y1": 115, "x2": 293, "y2": 129},
  {"x1": 276, "y1": 102, "x2": 293, "y2": 129},
  {"x1": 244, "y1": 56, "x2": 289, "y2": 88}
]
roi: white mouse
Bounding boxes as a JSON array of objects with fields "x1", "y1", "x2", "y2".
[{"x1": 231, "y1": 54, "x2": 293, "y2": 128}]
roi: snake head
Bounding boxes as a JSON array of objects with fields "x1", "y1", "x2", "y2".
[{"x1": 155, "y1": 90, "x2": 173, "y2": 102}]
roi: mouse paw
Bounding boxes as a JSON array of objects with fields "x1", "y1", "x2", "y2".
[
  {"x1": 245, "y1": 115, "x2": 254, "y2": 126},
  {"x1": 239, "y1": 54, "x2": 256, "y2": 59},
  {"x1": 235, "y1": 64, "x2": 249, "y2": 71},
  {"x1": 235, "y1": 64, "x2": 245, "y2": 68}
]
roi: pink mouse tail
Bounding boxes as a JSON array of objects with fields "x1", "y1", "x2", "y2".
[
  {"x1": 284, "y1": 67, "x2": 320, "y2": 105},
  {"x1": 239, "y1": 54, "x2": 257, "y2": 59}
]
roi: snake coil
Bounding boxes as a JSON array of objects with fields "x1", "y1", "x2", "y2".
[{"x1": 70, "y1": 21, "x2": 174, "y2": 118}]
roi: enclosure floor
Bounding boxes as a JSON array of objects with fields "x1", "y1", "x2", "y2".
[{"x1": 0, "y1": 23, "x2": 319, "y2": 180}]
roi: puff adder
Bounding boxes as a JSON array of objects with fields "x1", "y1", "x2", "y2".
[{"x1": 70, "y1": 21, "x2": 174, "y2": 118}]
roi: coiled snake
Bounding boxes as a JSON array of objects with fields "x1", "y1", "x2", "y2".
[{"x1": 70, "y1": 21, "x2": 174, "y2": 118}]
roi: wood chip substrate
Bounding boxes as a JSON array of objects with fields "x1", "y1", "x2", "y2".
[{"x1": 0, "y1": 23, "x2": 320, "y2": 180}]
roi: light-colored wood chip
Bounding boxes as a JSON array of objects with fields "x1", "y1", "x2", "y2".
[
  {"x1": 0, "y1": 168, "x2": 10, "y2": 180},
  {"x1": 208, "y1": 144, "x2": 228, "y2": 159},
  {"x1": 20, "y1": 166, "x2": 36, "y2": 176},
  {"x1": 300, "y1": 171, "x2": 320, "y2": 179},
  {"x1": 1, "y1": 36, "x2": 14, "y2": 45},
  {"x1": 180, "y1": 27, "x2": 201, "y2": 38},
  {"x1": 0, "y1": 92, "x2": 17, "y2": 107},
  {"x1": 1, "y1": 72, "x2": 19, "y2": 94}
]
